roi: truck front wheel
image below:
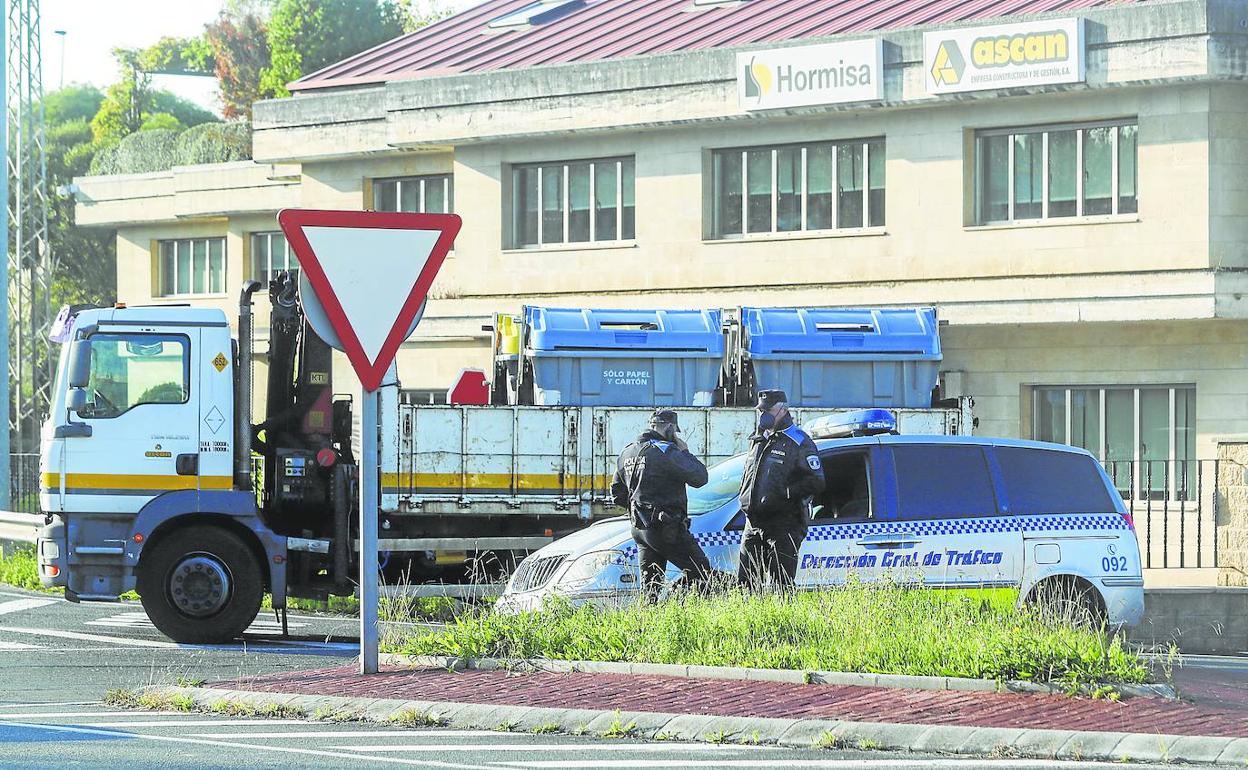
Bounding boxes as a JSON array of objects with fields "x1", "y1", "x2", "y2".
[{"x1": 136, "y1": 525, "x2": 263, "y2": 644}]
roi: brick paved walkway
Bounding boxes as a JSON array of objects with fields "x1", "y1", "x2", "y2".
[{"x1": 221, "y1": 665, "x2": 1248, "y2": 738}]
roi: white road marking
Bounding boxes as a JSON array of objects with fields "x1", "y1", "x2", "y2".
[
  {"x1": 0, "y1": 720, "x2": 499, "y2": 769},
  {"x1": 0, "y1": 711, "x2": 213, "y2": 719},
  {"x1": 0, "y1": 640, "x2": 41, "y2": 650},
  {"x1": 191, "y1": 730, "x2": 506, "y2": 739},
  {"x1": 331, "y1": 744, "x2": 741, "y2": 753},
  {"x1": 85, "y1": 611, "x2": 308, "y2": 634},
  {"x1": 0, "y1": 624, "x2": 353, "y2": 653},
  {"x1": 0, "y1": 598, "x2": 55, "y2": 615},
  {"x1": 72, "y1": 719, "x2": 320, "y2": 728},
  {"x1": 0, "y1": 626, "x2": 181, "y2": 648},
  {"x1": 506, "y1": 761, "x2": 1141, "y2": 769}
]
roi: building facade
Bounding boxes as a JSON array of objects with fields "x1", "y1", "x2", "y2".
[{"x1": 74, "y1": 0, "x2": 1248, "y2": 512}]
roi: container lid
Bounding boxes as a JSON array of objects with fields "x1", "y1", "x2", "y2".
[
  {"x1": 525, "y1": 306, "x2": 724, "y2": 354},
  {"x1": 741, "y1": 307, "x2": 941, "y2": 357}
]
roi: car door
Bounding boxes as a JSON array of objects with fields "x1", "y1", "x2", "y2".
[
  {"x1": 887, "y1": 442, "x2": 1020, "y2": 587},
  {"x1": 61, "y1": 328, "x2": 200, "y2": 514},
  {"x1": 796, "y1": 446, "x2": 886, "y2": 588}
]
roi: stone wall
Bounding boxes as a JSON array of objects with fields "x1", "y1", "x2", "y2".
[
  {"x1": 1132, "y1": 587, "x2": 1248, "y2": 654},
  {"x1": 1216, "y1": 441, "x2": 1248, "y2": 587}
]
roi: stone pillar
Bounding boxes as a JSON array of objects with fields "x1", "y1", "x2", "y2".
[{"x1": 1215, "y1": 441, "x2": 1248, "y2": 587}]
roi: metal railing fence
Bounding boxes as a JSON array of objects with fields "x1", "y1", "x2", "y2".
[{"x1": 1102, "y1": 459, "x2": 1217, "y2": 569}]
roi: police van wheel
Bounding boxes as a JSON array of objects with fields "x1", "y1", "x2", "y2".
[
  {"x1": 1027, "y1": 577, "x2": 1106, "y2": 630},
  {"x1": 137, "y1": 526, "x2": 264, "y2": 644}
]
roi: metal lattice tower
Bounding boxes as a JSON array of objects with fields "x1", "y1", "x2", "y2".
[{"x1": 6, "y1": 0, "x2": 50, "y2": 451}]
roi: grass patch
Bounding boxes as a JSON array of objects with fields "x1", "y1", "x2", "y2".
[
  {"x1": 389, "y1": 708, "x2": 446, "y2": 728},
  {"x1": 0, "y1": 545, "x2": 53, "y2": 594},
  {"x1": 531, "y1": 722, "x2": 561, "y2": 734},
  {"x1": 103, "y1": 688, "x2": 194, "y2": 712},
  {"x1": 392, "y1": 583, "x2": 1153, "y2": 688}
]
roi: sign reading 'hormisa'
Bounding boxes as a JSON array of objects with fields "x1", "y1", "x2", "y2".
[
  {"x1": 738, "y1": 39, "x2": 883, "y2": 111},
  {"x1": 925, "y1": 18, "x2": 1085, "y2": 95}
]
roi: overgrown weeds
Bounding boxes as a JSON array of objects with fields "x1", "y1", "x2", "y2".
[{"x1": 393, "y1": 582, "x2": 1156, "y2": 687}]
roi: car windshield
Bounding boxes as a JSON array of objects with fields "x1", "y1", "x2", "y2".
[{"x1": 687, "y1": 454, "x2": 747, "y2": 515}]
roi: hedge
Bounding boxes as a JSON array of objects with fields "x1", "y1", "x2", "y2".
[{"x1": 86, "y1": 121, "x2": 253, "y2": 176}]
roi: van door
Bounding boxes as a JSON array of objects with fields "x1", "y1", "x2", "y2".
[
  {"x1": 796, "y1": 447, "x2": 884, "y2": 587},
  {"x1": 888, "y1": 443, "x2": 1021, "y2": 587},
  {"x1": 61, "y1": 329, "x2": 200, "y2": 514}
]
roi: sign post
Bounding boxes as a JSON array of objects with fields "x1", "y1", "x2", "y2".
[{"x1": 278, "y1": 208, "x2": 462, "y2": 674}]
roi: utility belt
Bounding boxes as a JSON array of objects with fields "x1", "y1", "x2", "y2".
[{"x1": 630, "y1": 502, "x2": 684, "y2": 530}]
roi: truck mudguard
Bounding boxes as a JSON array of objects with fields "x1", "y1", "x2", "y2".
[{"x1": 127, "y1": 490, "x2": 289, "y2": 607}]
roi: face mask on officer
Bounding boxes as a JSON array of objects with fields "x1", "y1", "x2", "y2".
[{"x1": 755, "y1": 389, "x2": 789, "y2": 434}]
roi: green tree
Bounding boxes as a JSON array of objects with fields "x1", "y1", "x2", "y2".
[
  {"x1": 205, "y1": 10, "x2": 274, "y2": 119},
  {"x1": 90, "y1": 47, "x2": 218, "y2": 144},
  {"x1": 41, "y1": 89, "x2": 117, "y2": 307},
  {"x1": 260, "y1": 0, "x2": 405, "y2": 97}
]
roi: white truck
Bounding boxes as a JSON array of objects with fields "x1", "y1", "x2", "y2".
[{"x1": 35, "y1": 277, "x2": 973, "y2": 643}]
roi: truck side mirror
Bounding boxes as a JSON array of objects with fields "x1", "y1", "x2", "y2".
[
  {"x1": 68, "y1": 339, "x2": 91, "y2": 389},
  {"x1": 67, "y1": 388, "x2": 87, "y2": 414}
]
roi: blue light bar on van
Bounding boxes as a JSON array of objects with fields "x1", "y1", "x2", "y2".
[{"x1": 805, "y1": 409, "x2": 899, "y2": 440}]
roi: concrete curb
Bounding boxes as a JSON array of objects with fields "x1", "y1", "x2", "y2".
[
  {"x1": 140, "y1": 685, "x2": 1247, "y2": 766},
  {"x1": 378, "y1": 653, "x2": 1178, "y2": 700}
]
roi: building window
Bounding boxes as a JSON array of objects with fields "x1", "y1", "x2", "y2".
[
  {"x1": 511, "y1": 157, "x2": 634, "y2": 248},
  {"x1": 159, "y1": 238, "x2": 226, "y2": 297},
  {"x1": 977, "y1": 120, "x2": 1137, "y2": 224},
  {"x1": 252, "y1": 232, "x2": 296, "y2": 284},
  {"x1": 373, "y1": 174, "x2": 454, "y2": 214},
  {"x1": 711, "y1": 138, "x2": 884, "y2": 239},
  {"x1": 1033, "y1": 385, "x2": 1196, "y2": 500},
  {"x1": 401, "y1": 389, "x2": 448, "y2": 405}
]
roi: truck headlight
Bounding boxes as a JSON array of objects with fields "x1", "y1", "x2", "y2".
[{"x1": 556, "y1": 550, "x2": 629, "y2": 591}]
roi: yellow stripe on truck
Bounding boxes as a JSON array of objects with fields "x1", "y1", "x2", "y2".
[{"x1": 43, "y1": 473, "x2": 234, "y2": 491}]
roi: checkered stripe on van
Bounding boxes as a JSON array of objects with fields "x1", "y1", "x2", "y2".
[
  {"x1": 615, "y1": 513, "x2": 1125, "y2": 560},
  {"x1": 617, "y1": 530, "x2": 742, "y2": 561}
]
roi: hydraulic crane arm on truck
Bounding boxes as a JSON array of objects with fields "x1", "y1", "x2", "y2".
[{"x1": 35, "y1": 277, "x2": 974, "y2": 643}]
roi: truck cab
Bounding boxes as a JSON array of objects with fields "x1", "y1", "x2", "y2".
[{"x1": 37, "y1": 299, "x2": 304, "y2": 644}]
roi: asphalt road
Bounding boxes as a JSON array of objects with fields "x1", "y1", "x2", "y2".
[{"x1": 0, "y1": 587, "x2": 1242, "y2": 769}]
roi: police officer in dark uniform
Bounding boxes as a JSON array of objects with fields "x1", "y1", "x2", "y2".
[
  {"x1": 611, "y1": 409, "x2": 712, "y2": 601},
  {"x1": 737, "y1": 389, "x2": 826, "y2": 589}
]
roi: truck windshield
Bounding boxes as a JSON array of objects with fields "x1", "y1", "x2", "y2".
[{"x1": 687, "y1": 454, "x2": 746, "y2": 516}]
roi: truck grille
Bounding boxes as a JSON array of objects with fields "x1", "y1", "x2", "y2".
[{"x1": 510, "y1": 554, "x2": 567, "y2": 592}]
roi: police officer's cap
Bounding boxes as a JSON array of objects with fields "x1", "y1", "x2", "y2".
[
  {"x1": 650, "y1": 408, "x2": 681, "y2": 432},
  {"x1": 756, "y1": 389, "x2": 788, "y2": 411}
]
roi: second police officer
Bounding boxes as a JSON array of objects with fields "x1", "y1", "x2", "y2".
[
  {"x1": 611, "y1": 409, "x2": 713, "y2": 601},
  {"x1": 737, "y1": 389, "x2": 826, "y2": 589}
]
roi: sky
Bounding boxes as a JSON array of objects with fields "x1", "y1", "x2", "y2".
[{"x1": 40, "y1": 0, "x2": 482, "y2": 116}]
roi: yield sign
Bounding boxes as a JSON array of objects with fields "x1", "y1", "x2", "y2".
[{"x1": 278, "y1": 209, "x2": 462, "y2": 391}]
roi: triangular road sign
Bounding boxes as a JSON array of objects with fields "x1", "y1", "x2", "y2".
[{"x1": 278, "y1": 209, "x2": 462, "y2": 392}]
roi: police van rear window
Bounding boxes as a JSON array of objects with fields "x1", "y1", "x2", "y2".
[
  {"x1": 891, "y1": 445, "x2": 998, "y2": 519},
  {"x1": 995, "y1": 446, "x2": 1117, "y2": 515}
]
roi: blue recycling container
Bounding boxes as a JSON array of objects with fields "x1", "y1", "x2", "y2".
[
  {"x1": 524, "y1": 306, "x2": 724, "y2": 406},
  {"x1": 741, "y1": 307, "x2": 941, "y2": 408}
]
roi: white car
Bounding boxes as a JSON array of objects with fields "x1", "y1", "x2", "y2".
[{"x1": 496, "y1": 414, "x2": 1145, "y2": 626}]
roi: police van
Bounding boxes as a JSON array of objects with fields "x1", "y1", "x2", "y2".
[{"x1": 496, "y1": 411, "x2": 1145, "y2": 626}]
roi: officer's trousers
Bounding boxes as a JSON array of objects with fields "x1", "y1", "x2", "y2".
[
  {"x1": 737, "y1": 520, "x2": 806, "y2": 590},
  {"x1": 631, "y1": 519, "x2": 712, "y2": 602}
]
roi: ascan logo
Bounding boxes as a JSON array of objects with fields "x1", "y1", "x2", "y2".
[
  {"x1": 930, "y1": 40, "x2": 965, "y2": 86},
  {"x1": 972, "y1": 29, "x2": 1068, "y2": 68}
]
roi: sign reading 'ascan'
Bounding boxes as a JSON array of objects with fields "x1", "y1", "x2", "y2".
[
  {"x1": 738, "y1": 39, "x2": 883, "y2": 111},
  {"x1": 924, "y1": 18, "x2": 1085, "y2": 95}
]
